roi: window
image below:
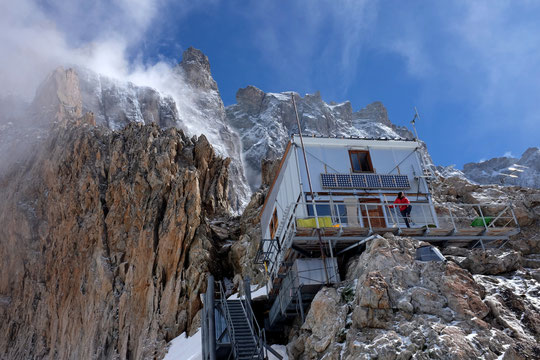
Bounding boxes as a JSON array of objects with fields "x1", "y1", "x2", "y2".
[
  {"x1": 349, "y1": 150, "x2": 374, "y2": 173},
  {"x1": 269, "y1": 208, "x2": 279, "y2": 238}
]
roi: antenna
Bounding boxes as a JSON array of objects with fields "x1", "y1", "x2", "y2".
[
  {"x1": 291, "y1": 94, "x2": 330, "y2": 284},
  {"x1": 410, "y1": 106, "x2": 421, "y2": 140}
]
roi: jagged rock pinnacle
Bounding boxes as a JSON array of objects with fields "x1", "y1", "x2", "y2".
[{"x1": 179, "y1": 47, "x2": 218, "y2": 91}]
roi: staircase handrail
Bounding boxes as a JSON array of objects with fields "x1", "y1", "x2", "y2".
[
  {"x1": 237, "y1": 290, "x2": 267, "y2": 359},
  {"x1": 216, "y1": 281, "x2": 239, "y2": 360}
]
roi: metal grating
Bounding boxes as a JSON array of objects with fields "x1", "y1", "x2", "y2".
[{"x1": 320, "y1": 173, "x2": 410, "y2": 189}]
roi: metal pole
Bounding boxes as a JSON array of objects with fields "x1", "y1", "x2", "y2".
[
  {"x1": 510, "y1": 204, "x2": 519, "y2": 228},
  {"x1": 291, "y1": 94, "x2": 330, "y2": 284},
  {"x1": 244, "y1": 276, "x2": 252, "y2": 324},
  {"x1": 477, "y1": 205, "x2": 488, "y2": 232},
  {"x1": 207, "y1": 276, "x2": 216, "y2": 360},
  {"x1": 365, "y1": 204, "x2": 373, "y2": 233},
  {"x1": 411, "y1": 107, "x2": 420, "y2": 141},
  {"x1": 202, "y1": 292, "x2": 208, "y2": 360},
  {"x1": 447, "y1": 205, "x2": 457, "y2": 233},
  {"x1": 297, "y1": 288, "x2": 305, "y2": 323}
]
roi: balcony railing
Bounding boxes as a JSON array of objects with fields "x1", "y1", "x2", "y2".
[
  {"x1": 279, "y1": 201, "x2": 518, "y2": 233},
  {"x1": 257, "y1": 200, "x2": 519, "y2": 269}
]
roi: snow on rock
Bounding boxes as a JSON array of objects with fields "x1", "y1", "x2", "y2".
[
  {"x1": 268, "y1": 345, "x2": 288, "y2": 360},
  {"x1": 287, "y1": 234, "x2": 539, "y2": 359},
  {"x1": 29, "y1": 48, "x2": 252, "y2": 212},
  {"x1": 225, "y1": 86, "x2": 413, "y2": 189},
  {"x1": 475, "y1": 270, "x2": 540, "y2": 345},
  {"x1": 163, "y1": 330, "x2": 288, "y2": 360},
  {"x1": 227, "y1": 285, "x2": 268, "y2": 300},
  {"x1": 432, "y1": 174, "x2": 540, "y2": 254},
  {"x1": 164, "y1": 331, "x2": 202, "y2": 360},
  {"x1": 462, "y1": 147, "x2": 540, "y2": 189}
]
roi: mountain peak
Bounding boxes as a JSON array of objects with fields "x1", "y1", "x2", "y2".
[
  {"x1": 179, "y1": 47, "x2": 217, "y2": 91},
  {"x1": 354, "y1": 101, "x2": 390, "y2": 126},
  {"x1": 30, "y1": 66, "x2": 83, "y2": 123}
]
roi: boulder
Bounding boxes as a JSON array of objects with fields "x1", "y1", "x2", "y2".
[
  {"x1": 301, "y1": 287, "x2": 347, "y2": 356},
  {"x1": 457, "y1": 249, "x2": 522, "y2": 275}
]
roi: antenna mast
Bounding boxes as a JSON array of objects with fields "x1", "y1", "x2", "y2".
[
  {"x1": 411, "y1": 106, "x2": 421, "y2": 140},
  {"x1": 291, "y1": 94, "x2": 330, "y2": 284}
]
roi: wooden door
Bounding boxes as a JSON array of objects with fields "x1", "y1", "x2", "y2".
[{"x1": 358, "y1": 198, "x2": 386, "y2": 228}]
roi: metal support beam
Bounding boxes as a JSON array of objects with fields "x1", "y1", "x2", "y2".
[
  {"x1": 244, "y1": 276, "x2": 252, "y2": 329},
  {"x1": 202, "y1": 291, "x2": 208, "y2": 360},
  {"x1": 336, "y1": 234, "x2": 378, "y2": 255},
  {"x1": 291, "y1": 245, "x2": 312, "y2": 257},
  {"x1": 293, "y1": 233, "x2": 517, "y2": 242},
  {"x1": 297, "y1": 288, "x2": 305, "y2": 324},
  {"x1": 207, "y1": 276, "x2": 216, "y2": 360}
]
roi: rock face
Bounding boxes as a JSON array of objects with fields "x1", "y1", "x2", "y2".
[
  {"x1": 26, "y1": 50, "x2": 251, "y2": 211},
  {"x1": 176, "y1": 48, "x2": 251, "y2": 211},
  {"x1": 462, "y1": 147, "x2": 540, "y2": 189},
  {"x1": 225, "y1": 86, "x2": 413, "y2": 188},
  {"x1": 0, "y1": 117, "x2": 230, "y2": 359},
  {"x1": 445, "y1": 248, "x2": 523, "y2": 275},
  {"x1": 76, "y1": 67, "x2": 179, "y2": 130},
  {"x1": 290, "y1": 234, "x2": 540, "y2": 360},
  {"x1": 432, "y1": 174, "x2": 540, "y2": 254}
]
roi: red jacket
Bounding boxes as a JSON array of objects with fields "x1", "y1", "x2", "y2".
[{"x1": 393, "y1": 196, "x2": 410, "y2": 211}]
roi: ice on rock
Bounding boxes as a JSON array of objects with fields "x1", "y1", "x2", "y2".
[{"x1": 226, "y1": 87, "x2": 414, "y2": 189}]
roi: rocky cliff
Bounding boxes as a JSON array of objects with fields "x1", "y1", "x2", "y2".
[
  {"x1": 287, "y1": 234, "x2": 540, "y2": 359},
  {"x1": 225, "y1": 87, "x2": 413, "y2": 188},
  {"x1": 0, "y1": 106, "x2": 232, "y2": 359},
  {"x1": 1, "y1": 45, "x2": 539, "y2": 360},
  {"x1": 462, "y1": 147, "x2": 540, "y2": 189},
  {"x1": 24, "y1": 48, "x2": 251, "y2": 211}
]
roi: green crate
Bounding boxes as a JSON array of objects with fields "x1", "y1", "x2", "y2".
[{"x1": 470, "y1": 216, "x2": 494, "y2": 227}]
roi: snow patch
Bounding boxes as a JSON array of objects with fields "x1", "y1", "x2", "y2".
[
  {"x1": 268, "y1": 345, "x2": 289, "y2": 360},
  {"x1": 164, "y1": 330, "x2": 202, "y2": 360},
  {"x1": 227, "y1": 285, "x2": 268, "y2": 300}
]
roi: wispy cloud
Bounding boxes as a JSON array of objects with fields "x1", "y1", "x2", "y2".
[
  {"x1": 0, "y1": 0, "x2": 220, "y2": 99},
  {"x1": 503, "y1": 151, "x2": 514, "y2": 158},
  {"x1": 0, "y1": 0, "x2": 161, "y2": 99},
  {"x1": 379, "y1": 1, "x2": 540, "y2": 133},
  {"x1": 235, "y1": 0, "x2": 376, "y2": 97}
]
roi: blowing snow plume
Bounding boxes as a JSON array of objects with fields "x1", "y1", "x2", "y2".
[{"x1": 0, "y1": 0, "x2": 251, "y2": 211}]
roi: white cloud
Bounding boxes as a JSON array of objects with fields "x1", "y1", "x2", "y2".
[
  {"x1": 0, "y1": 0, "x2": 157, "y2": 99},
  {"x1": 503, "y1": 151, "x2": 514, "y2": 158},
  {"x1": 0, "y1": 0, "x2": 221, "y2": 100},
  {"x1": 379, "y1": 1, "x2": 540, "y2": 133},
  {"x1": 239, "y1": 0, "x2": 376, "y2": 96}
]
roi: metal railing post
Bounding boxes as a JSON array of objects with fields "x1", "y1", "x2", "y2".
[
  {"x1": 207, "y1": 276, "x2": 216, "y2": 360},
  {"x1": 510, "y1": 204, "x2": 520, "y2": 228},
  {"x1": 420, "y1": 204, "x2": 428, "y2": 229},
  {"x1": 297, "y1": 288, "x2": 305, "y2": 323},
  {"x1": 364, "y1": 204, "x2": 373, "y2": 232},
  {"x1": 487, "y1": 205, "x2": 508, "y2": 228},
  {"x1": 202, "y1": 291, "x2": 208, "y2": 360},
  {"x1": 477, "y1": 205, "x2": 489, "y2": 232}
]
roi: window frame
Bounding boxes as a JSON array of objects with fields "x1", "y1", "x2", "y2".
[
  {"x1": 348, "y1": 150, "x2": 374, "y2": 173},
  {"x1": 269, "y1": 208, "x2": 279, "y2": 239}
]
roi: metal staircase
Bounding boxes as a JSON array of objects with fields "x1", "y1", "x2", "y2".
[
  {"x1": 202, "y1": 276, "x2": 282, "y2": 360},
  {"x1": 226, "y1": 300, "x2": 260, "y2": 360}
]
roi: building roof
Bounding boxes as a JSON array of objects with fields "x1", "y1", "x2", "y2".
[{"x1": 291, "y1": 134, "x2": 420, "y2": 148}]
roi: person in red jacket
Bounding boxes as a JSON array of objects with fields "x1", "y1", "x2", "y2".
[{"x1": 393, "y1": 191, "x2": 412, "y2": 228}]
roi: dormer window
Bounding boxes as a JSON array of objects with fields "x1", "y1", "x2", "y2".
[{"x1": 349, "y1": 150, "x2": 374, "y2": 173}]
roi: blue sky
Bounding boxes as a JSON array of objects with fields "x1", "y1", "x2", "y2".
[{"x1": 7, "y1": 0, "x2": 540, "y2": 168}]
